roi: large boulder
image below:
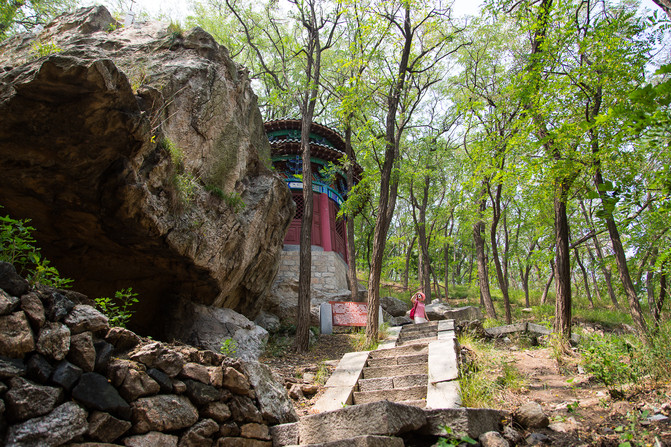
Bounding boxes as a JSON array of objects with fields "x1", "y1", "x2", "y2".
[
  {"x1": 380, "y1": 296, "x2": 410, "y2": 317},
  {"x1": 425, "y1": 303, "x2": 483, "y2": 322},
  {"x1": 165, "y1": 298, "x2": 268, "y2": 361},
  {"x1": 0, "y1": 6, "x2": 294, "y2": 336}
]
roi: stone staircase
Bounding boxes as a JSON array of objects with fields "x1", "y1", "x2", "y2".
[
  {"x1": 271, "y1": 319, "x2": 507, "y2": 446},
  {"x1": 353, "y1": 343, "x2": 429, "y2": 407}
]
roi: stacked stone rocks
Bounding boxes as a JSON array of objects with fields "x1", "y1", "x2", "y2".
[{"x1": 0, "y1": 263, "x2": 297, "y2": 446}]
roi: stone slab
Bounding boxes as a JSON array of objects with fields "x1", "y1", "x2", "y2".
[
  {"x1": 358, "y1": 377, "x2": 393, "y2": 392},
  {"x1": 400, "y1": 322, "x2": 438, "y2": 333},
  {"x1": 303, "y1": 435, "x2": 405, "y2": 447},
  {"x1": 428, "y1": 340, "x2": 459, "y2": 384},
  {"x1": 399, "y1": 331, "x2": 438, "y2": 343},
  {"x1": 312, "y1": 386, "x2": 353, "y2": 413},
  {"x1": 299, "y1": 400, "x2": 426, "y2": 444},
  {"x1": 353, "y1": 386, "x2": 427, "y2": 405},
  {"x1": 270, "y1": 422, "x2": 298, "y2": 447},
  {"x1": 369, "y1": 344, "x2": 427, "y2": 359},
  {"x1": 367, "y1": 353, "x2": 427, "y2": 368},
  {"x1": 393, "y1": 374, "x2": 427, "y2": 389},
  {"x1": 324, "y1": 351, "x2": 369, "y2": 388},
  {"x1": 363, "y1": 362, "x2": 426, "y2": 379},
  {"x1": 484, "y1": 323, "x2": 527, "y2": 337},
  {"x1": 527, "y1": 323, "x2": 551, "y2": 336},
  {"x1": 437, "y1": 320, "x2": 455, "y2": 333},
  {"x1": 320, "y1": 303, "x2": 333, "y2": 335},
  {"x1": 421, "y1": 408, "x2": 507, "y2": 439},
  {"x1": 442, "y1": 306, "x2": 483, "y2": 321},
  {"x1": 426, "y1": 380, "x2": 461, "y2": 409}
]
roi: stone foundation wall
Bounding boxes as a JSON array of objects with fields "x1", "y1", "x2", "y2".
[
  {"x1": 0, "y1": 262, "x2": 296, "y2": 447},
  {"x1": 275, "y1": 250, "x2": 348, "y2": 293}
]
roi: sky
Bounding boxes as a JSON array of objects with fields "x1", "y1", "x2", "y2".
[{"x1": 119, "y1": 0, "x2": 663, "y2": 22}]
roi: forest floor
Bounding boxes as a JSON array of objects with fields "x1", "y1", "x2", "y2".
[{"x1": 260, "y1": 329, "x2": 671, "y2": 446}]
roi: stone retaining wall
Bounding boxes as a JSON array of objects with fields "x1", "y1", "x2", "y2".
[
  {"x1": 275, "y1": 250, "x2": 348, "y2": 293},
  {"x1": 0, "y1": 262, "x2": 297, "y2": 446}
]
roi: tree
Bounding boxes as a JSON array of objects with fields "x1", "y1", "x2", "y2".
[{"x1": 1, "y1": 0, "x2": 75, "y2": 39}]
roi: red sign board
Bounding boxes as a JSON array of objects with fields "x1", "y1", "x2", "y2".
[{"x1": 329, "y1": 301, "x2": 368, "y2": 327}]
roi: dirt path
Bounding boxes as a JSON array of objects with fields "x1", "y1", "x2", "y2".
[{"x1": 499, "y1": 346, "x2": 671, "y2": 446}]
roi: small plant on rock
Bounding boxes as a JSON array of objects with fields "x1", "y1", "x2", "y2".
[
  {"x1": 31, "y1": 40, "x2": 62, "y2": 58},
  {"x1": 220, "y1": 337, "x2": 238, "y2": 357},
  {"x1": 95, "y1": 287, "x2": 139, "y2": 328}
]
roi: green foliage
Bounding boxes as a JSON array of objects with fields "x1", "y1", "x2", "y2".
[
  {"x1": 31, "y1": 40, "x2": 62, "y2": 58},
  {"x1": 94, "y1": 288, "x2": 139, "y2": 328},
  {"x1": 220, "y1": 337, "x2": 238, "y2": 357},
  {"x1": 204, "y1": 184, "x2": 246, "y2": 213},
  {"x1": 222, "y1": 192, "x2": 246, "y2": 213},
  {"x1": 1, "y1": 0, "x2": 76, "y2": 39},
  {"x1": 0, "y1": 209, "x2": 72, "y2": 288},
  {"x1": 174, "y1": 173, "x2": 198, "y2": 204},
  {"x1": 581, "y1": 333, "x2": 643, "y2": 396},
  {"x1": 458, "y1": 334, "x2": 527, "y2": 408},
  {"x1": 167, "y1": 21, "x2": 184, "y2": 39},
  {"x1": 435, "y1": 426, "x2": 477, "y2": 446},
  {"x1": 205, "y1": 184, "x2": 225, "y2": 199},
  {"x1": 314, "y1": 362, "x2": 329, "y2": 385}
]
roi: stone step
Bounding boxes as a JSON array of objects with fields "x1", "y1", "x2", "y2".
[
  {"x1": 289, "y1": 434, "x2": 405, "y2": 447},
  {"x1": 353, "y1": 385, "x2": 427, "y2": 405},
  {"x1": 363, "y1": 362, "x2": 427, "y2": 379},
  {"x1": 398, "y1": 331, "x2": 437, "y2": 342},
  {"x1": 358, "y1": 374, "x2": 427, "y2": 392},
  {"x1": 369, "y1": 344, "x2": 427, "y2": 359},
  {"x1": 366, "y1": 353, "x2": 428, "y2": 367},
  {"x1": 397, "y1": 338, "x2": 434, "y2": 347},
  {"x1": 298, "y1": 400, "x2": 426, "y2": 445},
  {"x1": 400, "y1": 322, "x2": 438, "y2": 333}
]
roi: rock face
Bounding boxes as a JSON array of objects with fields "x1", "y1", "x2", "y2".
[{"x1": 0, "y1": 6, "x2": 294, "y2": 335}]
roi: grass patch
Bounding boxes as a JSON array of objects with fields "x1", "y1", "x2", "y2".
[{"x1": 458, "y1": 334, "x2": 527, "y2": 408}]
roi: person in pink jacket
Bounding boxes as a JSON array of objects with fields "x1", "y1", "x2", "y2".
[{"x1": 410, "y1": 291, "x2": 429, "y2": 324}]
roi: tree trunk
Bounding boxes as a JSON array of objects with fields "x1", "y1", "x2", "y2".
[
  {"x1": 541, "y1": 261, "x2": 555, "y2": 305},
  {"x1": 592, "y1": 141, "x2": 648, "y2": 335},
  {"x1": 295, "y1": 4, "x2": 323, "y2": 352},
  {"x1": 580, "y1": 201, "x2": 620, "y2": 308},
  {"x1": 403, "y1": 236, "x2": 416, "y2": 291},
  {"x1": 553, "y1": 184, "x2": 572, "y2": 339},
  {"x1": 473, "y1": 185, "x2": 497, "y2": 319},
  {"x1": 344, "y1": 123, "x2": 359, "y2": 301},
  {"x1": 410, "y1": 176, "x2": 432, "y2": 303},
  {"x1": 585, "y1": 246, "x2": 604, "y2": 303},
  {"x1": 646, "y1": 247, "x2": 658, "y2": 315},
  {"x1": 365, "y1": 3, "x2": 412, "y2": 347},
  {"x1": 574, "y1": 247, "x2": 594, "y2": 309},
  {"x1": 654, "y1": 262, "x2": 667, "y2": 328},
  {"x1": 489, "y1": 182, "x2": 511, "y2": 324}
]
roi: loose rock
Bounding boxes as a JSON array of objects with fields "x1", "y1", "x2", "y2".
[
  {"x1": 36, "y1": 321, "x2": 70, "y2": 361},
  {"x1": 131, "y1": 394, "x2": 199, "y2": 433},
  {"x1": 64, "y1": 304, "x2": 109, "y2": 334},
  {"x1": 5, "y1": 401, "x2": 88, "y2": 446},
  {"x1": 0, "y1": 311, "x2": 35, "y2": 358},
  {"x1": 5, "y1": 376, "x2": 63, "y2": 422},
  {"x1": 68, "y1": 331, "x2": 96, "y2": 372},
  {"x1": 514, "y1": 401, "x2": 549, "y2": 429},
  {"x1": 88, "y1": 410, "x2": 132, "y2": 443}
]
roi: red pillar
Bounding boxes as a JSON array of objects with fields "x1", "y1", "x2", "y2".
[{"x1": 319, "y1": 193, "x2": 332, "y2": 252}]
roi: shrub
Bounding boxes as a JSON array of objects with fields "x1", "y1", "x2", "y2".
[
  {"x1": 0, "y1": 209, "x2": 72, "y2": 288},
  {"x1": 94, "y1": 288, "x2": 139, "y2": 328}
]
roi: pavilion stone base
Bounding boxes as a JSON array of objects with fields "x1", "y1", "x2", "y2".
[{"x1": 276, "y1": 248, "x2": 349, "y2": 292}]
